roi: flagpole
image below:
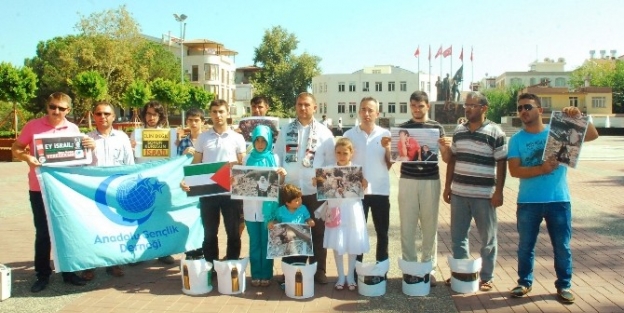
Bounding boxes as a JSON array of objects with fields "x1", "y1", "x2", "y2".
[
  {"x1": 428, "y1": 45, "x2": 431, "y2": 95},
  {"x1": 471, "y1": 46, "x2": 474, "y2": 91},
  {"x1": 460, "y1": 45, "x2": 463, "y2": 92},
  {"x1": 439, "y1": 44, "x2": 442, "y2": 82},
  {"x1": 450, "y1": 45, "x2": 453, "y2": 84},
  {"x1": 418, "y1": 47, "x2": 421, "y2": 90}
]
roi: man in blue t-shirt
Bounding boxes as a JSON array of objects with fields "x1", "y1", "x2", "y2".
[{"x1": 507, "y1": 93, "x2": 599, "y2": 304}]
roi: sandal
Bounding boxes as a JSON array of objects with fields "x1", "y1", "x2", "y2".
[
  {"x1": 260, "y1": 280, "x2": 271, "y2": 287},
  {"x1": 251, "y1": 279, "x2": 261, "y2": 287},
  {"x1": 479, "y1": 280, "x2": 494, "y2": 291},
  {"x1": 348, "y1": 283, "x2": 357, "y2": 291},
  {"x1": 510, "y1": 285, "x2": 532, "y2": 298},
  {"x1": 334, "y1": 283, "x2": 344, "y2": 291}
]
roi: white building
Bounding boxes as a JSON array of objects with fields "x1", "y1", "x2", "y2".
[
  {"x1": 311, "y1": 65, "x2": 436, "y2": 126},
  {"x1": 492, "y1": 58, "x2": 572, "y2": 89},
  {"x1": 159, "y1": 34, "x2": 240, "y2": 117}
]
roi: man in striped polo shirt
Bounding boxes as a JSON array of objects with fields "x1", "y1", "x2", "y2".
[{"x1": 443, "y1": 91, "x2": 507, "y2": 292}]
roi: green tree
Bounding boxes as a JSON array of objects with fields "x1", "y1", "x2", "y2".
[
  {"x1": 185, "y1": 85, "x2": 214, "y2": 111},
  {"x1": 0, "y1": 63, "x2": 38, "y2": 134},
  {"x1": 150, "y1": 78, "x2": 189, "y2": 125},
  {"x1": 570, "y1": 59, "x2": 624, "y2": 113},
  {"x1": 251, "y1": 26, "x2": 321, "y2": 116},
  {"x1": 133, "y1": 40, "x2": 180, "y2": 83},
  {"x1": 123, "y1": 79, "x2": 151, "y2": 122},
  {"x1": 482, "y1": 84, "x2": 524, "y2": 123},
  {"x1": 70, "y1": 70, "x2": 108, "y2": 129}
]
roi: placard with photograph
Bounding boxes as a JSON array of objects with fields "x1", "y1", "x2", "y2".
[
  {"x1": 33, "y1": 133, "x2": 92, "y2": 166},
  {"x1": 542, "y1": 111, "x2": 589, "y2": 169},
  {"x1": 238, "y1": 116, "x2": 279, "y2": 143},
  {"x1": 267, "y1": 223, "x2": 313, "y2": 259},
  {"x1": 315, "y1": 165, "x2": 364, "y2": 200},
  {"x1": 231, "y1": 165, "x2": 280, "y2": 201},
  {"x1": 132, "y1": 128, "x2": 177, "y2": 159},
  {"x1": 389, "y1": 128, "x2": 440, "y2": 163}
]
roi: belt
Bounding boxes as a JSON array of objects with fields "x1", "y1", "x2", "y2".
[{"x1": 451, "y1": 271, "x2": 479, "y2": 282}]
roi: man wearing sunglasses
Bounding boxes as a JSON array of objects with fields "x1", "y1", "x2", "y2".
[
  {"x1": 443, "y1": 91, "x2": 508, "y2": 292},
  {"x1": 12, "y1": 92, "x2": 96, "y2": 292},
  {"x1": 80, "y1": 102, "x2": 134, "y2": 281},
  {"x1": 507, "y1": 93, "x2": 598, "y2": 304}
]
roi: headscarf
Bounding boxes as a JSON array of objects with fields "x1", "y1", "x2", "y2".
[{"x1": 245, "y1": 124, "x2": 276, "y2": 167}]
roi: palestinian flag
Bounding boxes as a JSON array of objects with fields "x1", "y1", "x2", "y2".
[{"x1": 183, "y1": 162, "x2": 231, "y2": 197}]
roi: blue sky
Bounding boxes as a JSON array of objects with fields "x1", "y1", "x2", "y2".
[{"x1": 1, "y1": 0, "x2": 622, "y2": 90}]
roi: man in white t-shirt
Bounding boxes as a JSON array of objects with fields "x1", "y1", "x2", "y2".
[{"x1": 344, "y1": 97, "x2": 392, "y2": 264}]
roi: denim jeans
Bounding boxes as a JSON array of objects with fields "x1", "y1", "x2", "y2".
[
  {"x1": 450, "y1": 194, "x2": 497, "y2": 282},
  {"x1": 516, "y1": 202, "x2": 572, "y2": 290}
]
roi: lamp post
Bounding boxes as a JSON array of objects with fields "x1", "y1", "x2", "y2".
[{"x1": 174, "y1": 13, "x2": 187, "y2": 128}]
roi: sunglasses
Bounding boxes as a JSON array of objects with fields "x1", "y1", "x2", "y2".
[
  {"x1": 517, "y1": 104, "x2": 537, "y2": 112},
  {"x1": 48, "y1": 104, "x2": 69, "y2": 112},
  {"x1": 95, "y1": 112, "x2": 112, "y2": 117}
]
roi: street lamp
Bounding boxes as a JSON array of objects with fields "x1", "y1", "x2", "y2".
[{"x1": 174, "y1": 13, "x2": 187, "y2": 128}]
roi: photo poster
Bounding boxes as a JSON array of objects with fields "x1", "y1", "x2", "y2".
[
  {"x1": 267, "y1": 223, "x2": 313, "y2": 259},
  {"x1": 238, "y1": 116, "x2": 279, "y2": 143},
  {"x1": 230, "y1": 165, "x2": 280, "y2": 201},
  {"x1": 542, "y1": 111, "x2": 590, "y2": 169},
  {"x1": 390, "y1": 127, "x2": 440, "y2": 163},
  {"x1": 133, "y1": 128, "x2": 177, "y2": 159},
  {"x1": 315, "y1": 165, "x2": 364, "y2": 200},
  {"x1": 33, "y1": 133, "x2": 92, "y2": 166}
]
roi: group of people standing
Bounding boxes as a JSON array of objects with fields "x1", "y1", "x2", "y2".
[{"x1": 13, "y1": 89, "x2": 598, "y2": 305}]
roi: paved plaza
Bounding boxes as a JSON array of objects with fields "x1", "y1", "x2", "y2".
[{"x1": 1, "y1": 136, "x2": 624, "y2": 313}]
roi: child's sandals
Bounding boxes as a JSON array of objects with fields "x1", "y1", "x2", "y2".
[
  {"x1": 334, "y1": 283, "x2": 344, "y2": 291},
  {"x1": 348, "y1": 282, "x2": 357, "y2": 291}
]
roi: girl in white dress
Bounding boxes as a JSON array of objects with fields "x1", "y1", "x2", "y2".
[{"x1": 319, "y1": 138, "x2": 369, "y2": 291}]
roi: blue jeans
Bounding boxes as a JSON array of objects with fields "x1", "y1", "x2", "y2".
[
  {"x1": 450, "y1": 194, "x2": 497, "y2": 281},
  {"x1": 516, "y1": 202, "x2": 572, "y2": 289}
]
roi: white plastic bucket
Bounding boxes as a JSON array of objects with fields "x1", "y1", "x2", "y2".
[
  {"x1": 180, "y1": 257, "x2": 213, "y2": 295},
  {"x1": 398, "y1": 259, "x2": 432, "y2": 296},
  {"x1": 282, "y1": 261, "x2": 316, "y2": 299},
  {"x1": 447, "y1": 256, "x2": 481, "y2": 293},
  {"x1": 213, "y1": 258, "x2": 249, "y2": 295},
  {"x1": 356, "y1": 259, "x2": 389, "y2": 297}
]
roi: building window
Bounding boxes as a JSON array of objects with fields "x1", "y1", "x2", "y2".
[
  {"x1": 379, "y1": 102, "x2": 383, "y2": 113},
  {"x1": 388, "y1": 81, "x2": 395, "y2": 92},
  {"x1": 206, "y1": 64, "x2": 219, "y2": 81},
  {"x1": 362, "y1": 82, "x2": 369, "y2": 92},
  {"x1": 388, "y1": 102, "x2": 396, "y2": 113},
  {"x1": 372, "y1": 70, "x2": 381, "y2": 74},
  {"x1": 191, "y1": 65, "x2": 199, "y2": 81},
  {"x1": 246, "y1": 107, "x2": 251, "y2": 114},
  {"x1": 324, "y1": 83, "x2": 327, "y2": 93},
  {"x1": 338, "y1": 102, "x2": 346, "y2": 113},
  {"x1": 338, "y1": 82, "x2": 345, "y2": 92},
  {"x1": 400, "y1": 102, "x2": 407, "y2": 113},
  {"x1": 421, "y1": 81, "x2": 425, "y2": 91},
  {"x1": 569, "y1": 97, "x2": 578, "y2": 107},
  {"x1": 540, "y1": 77, "x2": 550, "y2": 86},
  {"x1": 349, "y1": 82, "x2": 356, "y2": 92},
  {"x1": 323, "y1": 103, "x2": 327, "y2": 114},
  {"x1": 349, "y1": 102, "x2": 357, "y2": 113},
  {"x1": 592, "y1": 97, "x2": 606, "y2": 108},
  {"x1": 555, "y1": 77, "x2": 566, "y2": 87},
  {"x1": 510, "y1": 78, "x2": 523, "y2": 86},
  {"x1": 375, "y1": 82, "x2": 382, "y2": 92},
  {"x1": 530, "y1": 78, "x2": 537, "y2": 85},
  {"x1": 400, "y1": 81, "x2": 407, "y2": 91},
  {"x1": 540, "y1": 97, "x2": 552, "y2": 108}
]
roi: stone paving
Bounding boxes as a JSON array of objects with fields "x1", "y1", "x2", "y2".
[{"x1": 1, "y1": 136, "x2": 623, "y2": 312}]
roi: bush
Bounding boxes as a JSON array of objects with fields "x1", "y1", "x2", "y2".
[{"x1": 0, "y1": 130, "x2": 16, "y2": 138}]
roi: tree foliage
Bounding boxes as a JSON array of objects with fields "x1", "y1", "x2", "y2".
[
  {"x1": 133, "y1": 40, "x2": 180, "y2": 83},
  {"x1": 185, "y1": 85, "x2": 214, "y2": 110},
  {"x1": 0, "y1": 63, "x2": 38, "y2": 132},
  {"x1": 482, "y1": 84, "x2": 524, "y2": 123},
  {"x1": 251, "y1": 26, "x2": 321, "y2": 116},
  {"x1": 570, "y1": 59, "x2": 624, "y2": 113},
  {"x1": 123, "y1": 80, "x2": 151, "y2": 109},
  {"x1": 71, "y1": 70, "x2": 108, "y2": 102}
]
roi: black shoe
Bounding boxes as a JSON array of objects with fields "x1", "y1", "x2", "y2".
[
  {"x1": 31, "y1": 277, "x2": 49, "y2": 293},
  {"x1": 63, "y1": 273, "x2": 87, "y2": 286},
  {"x1": 158, "y1": 255, "x2": 175, "y2": 265}
]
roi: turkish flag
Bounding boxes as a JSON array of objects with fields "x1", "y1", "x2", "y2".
[
  {"x1": 443, "y1": 46, "x2": 452, "y2": 58},
  {"x1": 470, "y1": 47, "x2": 473, "y2": 62},
  {"x1": 434, "y1": 45, "x2": 443, "y2": 59},
  {"x1": 414, "y1": 46, "x2": 420, "y2": 58},
  {"x1": 459, "y1": 47, "x2": 464, "y2": 61}
]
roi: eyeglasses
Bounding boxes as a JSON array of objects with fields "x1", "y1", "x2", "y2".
[
  {"x1": 463, "y1": 103, "x2": 482, "y2": 109},
  {"x1": 517, "y1": 104, "x2": 537, "y2": 112},
  {"x1": 95, "y1": 112, "x2": 112, "y2": 117},
  {"x1": 48, "y1": 104, "x2": 69, "y2": 112}
]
